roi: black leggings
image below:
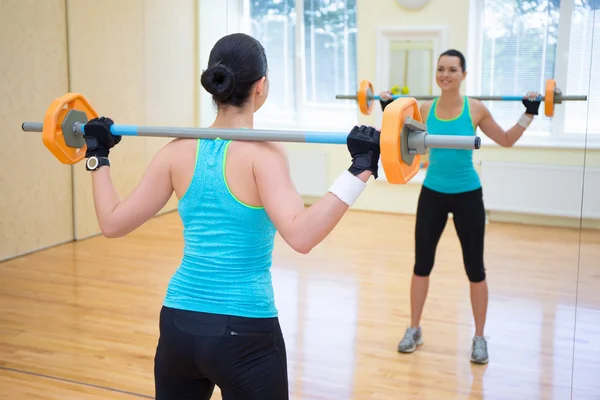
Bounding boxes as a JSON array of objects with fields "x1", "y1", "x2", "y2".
[
  {"x1": 154, "y1": 306, "x2": 288, "y2": 400},
  {"x1": 414, "y1": 185, "x2": 486, "y2": 282}
]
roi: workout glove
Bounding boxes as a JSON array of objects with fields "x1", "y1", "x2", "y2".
[
  {"x1": 522, "y1": 97, "x2": 541, "y2": 116},
  {"x1": 84, "y1": 117, "x2": 122, "y2": 158},
  {"x1": 347, "y1": 125, "x2": 381, "y2": 179}
]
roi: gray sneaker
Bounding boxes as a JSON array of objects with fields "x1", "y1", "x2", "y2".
[
  {"x1": 470, "y1": 336, "x2": 489, "y2": 364},
  {"x1": 397, "y1": 326, "x2": 423, "y2": 353}
]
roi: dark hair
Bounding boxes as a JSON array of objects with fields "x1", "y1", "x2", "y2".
[
  {"x1": 438, "y1": 49, "x2": 466, "y2": 72},
  {"x1": 200, "y1": 33, "x2": 268, "y2": 107}
]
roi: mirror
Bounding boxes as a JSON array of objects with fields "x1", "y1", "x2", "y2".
[
  {"x1": 573, "y1": 1, "x2": 600, "y2": 396},
  {"x1": 388, "y1": 40, "x2": 434, "y2": 96},
  {"x1": 374, "y1": 27, "x2": 448, "y2": 178}
]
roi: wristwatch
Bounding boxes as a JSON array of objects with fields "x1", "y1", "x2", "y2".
[{"x1": 86, "y1": 156, "x2": 110, "y2": 171}]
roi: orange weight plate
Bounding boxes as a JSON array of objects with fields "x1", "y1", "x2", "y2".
[
  {"x1": 357, "y1": 80, "x2": 374, "y2": 115},
  {"x1": 42, "y1": 93, "x2": 99, "y2": 164},
  {"x1": 545, "y1": 79, "x2": 556, "y2": 117},
  {"x1": 380, "y1": 98, "x2": 422, "y2": 184}
]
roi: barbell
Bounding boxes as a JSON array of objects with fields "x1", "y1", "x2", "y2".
[
  {"x1": 21, "y1": 93, "x2": 481, "y2": 184},
  {"x1": 336, "y1": 79, "x2": 588, "y2": 117}
]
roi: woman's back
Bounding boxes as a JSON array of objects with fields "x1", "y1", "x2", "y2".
[{"x1": 164, "y1": 138, "x2": 278, "y2": 318}]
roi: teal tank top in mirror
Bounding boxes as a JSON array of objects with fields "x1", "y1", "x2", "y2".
[{"x1": 422, "y1": 96, "x2": 481, "y2": 194}]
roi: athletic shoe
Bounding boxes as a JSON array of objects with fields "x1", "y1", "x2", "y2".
[
  {"x1": 397, "y1": 326, "x2": 423, "y2": 353},
  {"x1": 470, "y1": 335, "x2": 489, "y2": 364}
]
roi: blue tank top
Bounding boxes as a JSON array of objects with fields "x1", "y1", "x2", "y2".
[
  {"x1": 422, "y1": 96, "x2": 481, "y2": 194},
  {"x1": 163, "y1": 139, "x2": 278, "y2": 318}
]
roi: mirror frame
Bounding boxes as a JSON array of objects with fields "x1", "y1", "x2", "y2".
[{"x1": 374, "y1": 25, "x2": 449, "y2": 122}]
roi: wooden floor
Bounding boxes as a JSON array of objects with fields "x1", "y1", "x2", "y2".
[{"x1": 0, "y1": 210, "x2": 599, "y2": 399}]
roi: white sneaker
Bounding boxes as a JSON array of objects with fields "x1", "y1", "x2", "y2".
[
  {"x1": 397, "y1": 326, "x2": 423, "y2": 353},
  {"x1": 470, "y1": 335, "x2": 489, "y2": 364}
]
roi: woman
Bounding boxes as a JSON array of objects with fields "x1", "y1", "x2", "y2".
[
  {"x1": 380, "y1": 49, "x2": 541, "y2": 364},
  {"x1": 81, "y1": 33, "x2": 380, "y2": 399}
]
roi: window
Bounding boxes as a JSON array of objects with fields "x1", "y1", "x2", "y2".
[
  {"x1": 473, "y1": 0, "x2": 600, "y2": 145},
  {"x1": 241, "y1": 0, "x2": 358, "y2": 130},
  {"x1": 479, "y1": 0, "x2": 559, "y2": 135}
]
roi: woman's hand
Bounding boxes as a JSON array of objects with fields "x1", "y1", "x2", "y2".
[
  {"x1": 84, "y1": 117, "x2": 122, "y2": 158},
  {"x1": 347, "y1": 125, "x2": 380, "y2": 179},
  {"x1": 522, "y1": 91, "x2": 541, "y2": 116},
  {"x1": 379, "y1": 90, "x2": 393, "y2": 101},
  {"x1": 379, "y1": 90, "x2": 394, "y2": 111}
]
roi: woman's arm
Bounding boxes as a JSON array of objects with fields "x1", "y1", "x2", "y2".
[
  {"x1": 254, "y1": 126, "x2": 379, "y2": 254},
  {"x1": 80, "y1": 117, "x2": 174, "y2": 238},
  {"x1": 91, "y1": 144, "x2": 174, "y2": 238},
  {"x1": 477, "y1": 105, "x2": 527, "y2": 147},
  {"x1": 476, "y1": 92, "x2": 541, "y2": 147}
]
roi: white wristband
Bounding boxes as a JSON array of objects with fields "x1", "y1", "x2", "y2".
[
  {"x1": 517, "y1": 113, "x2": 533, "y2": 129},
  {"x1": 328, "y1": 170, "x2": 367, "y2": 206}
]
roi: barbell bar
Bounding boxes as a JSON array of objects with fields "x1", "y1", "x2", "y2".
[
  {"x1": 336, "y1": 79, "x2": 588, "y2": 117},
  {"x1": 21, "y1": 93, "x2": 481, "y2": 184}
]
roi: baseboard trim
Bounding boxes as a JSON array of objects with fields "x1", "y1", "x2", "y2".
[
  {"x1": 0, "y1": 238, "x2": 75, "y2": 264},
  {"x1": 488, "y1": 211, "x2": 600, "y2": 230}
]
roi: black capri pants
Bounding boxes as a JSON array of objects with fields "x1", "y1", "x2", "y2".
[
  {"x1": 154, "y1": 306, "x2": 288, "y2": 400},
  {"x1": 414, "y1": 185, "x2": 486, "y2": 282}
]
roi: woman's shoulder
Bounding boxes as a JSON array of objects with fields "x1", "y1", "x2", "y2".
[
  {"x1": 420, "y1": 99, "x2": 435, "y2": 109},
  {"x1": 419, "y1": 99, "x2": 434, "y2": 120},
  {"x1": 232, "y1": 140, "x2": 287, "y2": 156},
  {"x1": 232, "y1": 141, "x2": 291, "y2": 183},
  {"x1": 252, "y1": 142, "x2": 289, "y2": 165},
  {"x1": 228, "y1": 141, "x2": 290, "y2": 171},
  {"x1": 466, "y1": 96, "x2": 482, "y2": 106},
  {"x1": 158, "y1": 136, "x2": 289, "y2": 166},
  {"x1": 466, "y1": 97, "x2": 490, "y2": 124},
  {"x1": 466, "y1": 96, "x2": 490, "y2": 113},
  {"x1": 161, "y1": 138, "x2": 196, "y2": 156}
]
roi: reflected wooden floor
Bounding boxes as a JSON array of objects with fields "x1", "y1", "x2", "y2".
[{"x1": 0, "y1": 210, "x2": 599, "y2": 399}]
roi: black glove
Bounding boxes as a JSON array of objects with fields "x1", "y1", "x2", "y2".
[
  {"x1": 380, "y1": 99, "x2": 393, "y2": 111},
  {"x1": 522, "y1": 97, "x2": 541, "y2": 116},
  {"x1": 347, "y1": 125, "x2": 381, "y2": 179},
  {"x1": 84, "y1": 117, "x2": 122, "y2": 158}
]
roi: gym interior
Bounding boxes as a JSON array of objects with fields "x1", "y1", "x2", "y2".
[{"x1": 0, "y1": 0, "x2": 598, "y2": 399}]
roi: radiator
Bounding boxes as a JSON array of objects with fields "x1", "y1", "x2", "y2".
[
  {"x1": 480, "y1": 161, "x2": 600, "y2": 219},
  {"x1": 287, "y1": 149, "x2": 329, "y2": 196}
]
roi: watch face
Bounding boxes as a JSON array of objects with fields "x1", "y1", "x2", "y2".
[{"x1": 87, "y1": 157, "x2": 98, "y2": 170}]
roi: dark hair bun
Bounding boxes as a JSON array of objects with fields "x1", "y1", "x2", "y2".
[{"x1": 201, "y1": 63, "x2": 235, "y2": 101}]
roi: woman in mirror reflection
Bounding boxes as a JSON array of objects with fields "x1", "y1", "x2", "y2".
[{"x1": 380, "y1": 49, "x2": 541, "y2": 364}]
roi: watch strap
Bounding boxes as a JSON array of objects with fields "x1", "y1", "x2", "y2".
[{"x1": 86, "y1": 156, "x2": 110, "y2": 171}]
